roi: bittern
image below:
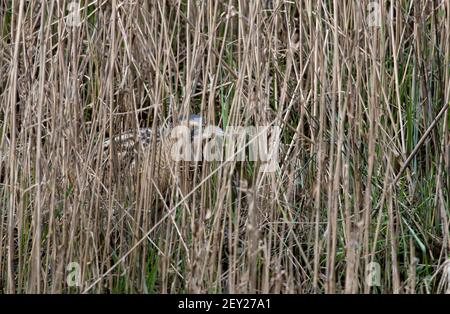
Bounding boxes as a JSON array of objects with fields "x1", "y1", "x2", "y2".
[{"x1": 102, "y1": 114, "x2": 224, "y2": 195}]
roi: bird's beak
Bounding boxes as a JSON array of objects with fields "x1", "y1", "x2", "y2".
[{"x1": 201, "y1": 126, "x2": 224, "y2": 140}]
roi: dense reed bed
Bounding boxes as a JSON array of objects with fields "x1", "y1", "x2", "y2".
[{"x1": 0, "y1": 0, "x2": 449, "y2": 293}]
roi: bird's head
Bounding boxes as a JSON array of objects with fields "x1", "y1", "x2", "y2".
[
  {"x1": 178, "y1": 113, "x2": 224, "y2": 142},
  {"x1": 170, "y1": 114, "x2": 224, "y2": 162}
]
